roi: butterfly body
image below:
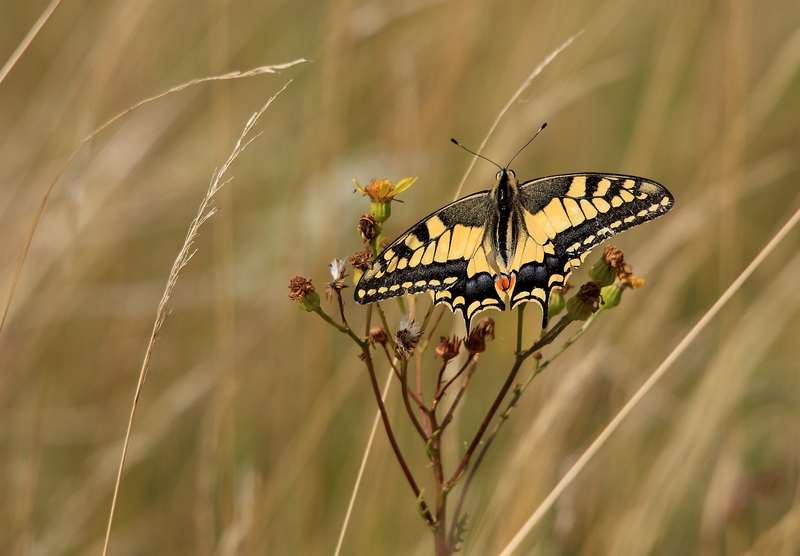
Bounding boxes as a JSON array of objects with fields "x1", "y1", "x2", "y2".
[{"x1": 355, "y1": 169, "x2": 673, "y2": 332}]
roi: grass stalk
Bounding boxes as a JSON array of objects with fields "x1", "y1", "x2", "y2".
[{"x1": 101, "y1": 88, "x2": 289, "y2": 556}]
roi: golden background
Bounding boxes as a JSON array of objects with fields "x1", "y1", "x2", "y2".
[{"x1": 1, "y1": 0, "x2": 799, "y2": 554}]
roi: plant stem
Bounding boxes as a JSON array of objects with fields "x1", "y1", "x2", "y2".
[
  {"x1": 447, "y1": 314, "x2": 587, "y2": 545},
  {"x1": 401, "y1": 359, "x2": 429, "y2": 441},
  {"x1": 446, "y1": 314, "x2": 573, "y2": 488},
  {"x1": 313, "y1": 306, "x2": 435, "y2": 525}
]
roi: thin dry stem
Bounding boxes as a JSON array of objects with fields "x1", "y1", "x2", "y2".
[
  {"x1": 497, "y1": 204, "x2": 800, "y2": 556},
  {"x1": 451, "y1": 31, "x2": 583, "y2": 199},
  {"x1": 0, "y1": 0, "x2": 62, "y2": 87},
  {"x1": 0, "y1": 59, "x2": 306, "y2": 337},
  {"x1": 101, "y1": 86, "x2": 290, "y2": 556},
  {"x1": 332, "y1": 367, "x2": 394, "y2": 556}
]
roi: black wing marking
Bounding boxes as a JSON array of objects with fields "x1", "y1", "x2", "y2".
[
  {"x1": 354, "y1": 191, "x2": 504, "y2": 332},
  {"x1": 507, "y1": 173, "x2": 673, "y2": 327}
]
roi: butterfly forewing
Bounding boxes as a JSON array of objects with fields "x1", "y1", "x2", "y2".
[
  {"x1": 355, "y1": 191, "x2": 505, "y2": 328},
  {"x1": 507, "y1": 173, "x2": 674, "y2": 323}
]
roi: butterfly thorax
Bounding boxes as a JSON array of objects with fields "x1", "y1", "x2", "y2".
[{"x1": 489, "y1": 169, "x2": 520, "y2": 271}]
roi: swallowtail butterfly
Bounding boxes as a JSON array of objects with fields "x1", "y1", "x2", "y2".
[{"x1": 355, "y1": 154, "x2": 673, "y2": 332}]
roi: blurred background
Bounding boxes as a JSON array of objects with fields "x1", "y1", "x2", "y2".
[{"x1": 1, "y1": 0, "x2": 800, "y2": 554}]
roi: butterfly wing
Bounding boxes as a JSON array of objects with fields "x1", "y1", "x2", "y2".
[
  {"x1": 355, "y1": 191, "x2": 504, "y2": 332},
  {"x1": 510, "y1": 173, "x2": 674, "y2": 326}
]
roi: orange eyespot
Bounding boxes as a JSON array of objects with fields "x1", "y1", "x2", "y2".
[{"x1": 495, "y1": 273, "x2": 516, "y2": 293}]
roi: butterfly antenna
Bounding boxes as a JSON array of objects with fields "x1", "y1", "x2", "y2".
[
  {"x1": 505, "y1": 122, "x2": 547, "y2": 169},
  {"x1": 450, "y1": 138, "x2": 502, "y2": 170}
]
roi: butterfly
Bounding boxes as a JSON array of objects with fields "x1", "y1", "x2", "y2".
[{"x1": 354, "y1": 160, "x2": 673, "y2": 333}]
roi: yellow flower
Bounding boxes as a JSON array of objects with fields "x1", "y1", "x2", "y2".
[{"x1": 353, "y1": 177, "x2": 418, "y2": 222}]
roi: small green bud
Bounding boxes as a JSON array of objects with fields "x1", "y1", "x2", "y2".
[
  {"x1": 548, "y1": 289, "x2": 565, "y2": 318},
  {"x1": 589, "y1": 257, "x2": 616, "y2": 286},
  {"x1": 600, "y1": 284, "x2": 623, "y2": 309}
]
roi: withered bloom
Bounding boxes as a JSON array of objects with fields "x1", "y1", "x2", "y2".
[
  {"x1": 466, "y1": 317, "x2": 495, "y2": 354},
  {"x1": 394, "y1": 314, "x2": 422, "y2": 360},
  {"x1": 349, "y1": 250, "x2": 373, "y2": 285},
  {"x1": 436, "y1": 335, "x2": 461, "y2": 362},
  {"x1": 288, "y1": 276, "x2": 315, "y2": 301},
  {"x1": 326, "y1": 258, "x2": 348, "y2": 300},
  {"x1": 358, "y1": 214, "x2": 378, "y2": 243},
  {"x1": 369, "y1": 326, "x2": 389, "y2": 347},
  {"x1": 566, "y1": 281, "x2": 602, "y2": 321},
  {"x1": 349, "y1": 250, "x2": 372, "y2": 272},
  {"x1": 288, "y1": 275, "x2": 320, "y2": 312}
]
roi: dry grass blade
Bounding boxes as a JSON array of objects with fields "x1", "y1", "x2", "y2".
[
  {"x1": 497, "y1": 204, "x2": 800, "y2": 556},
  {"x1": 0, "y1": 58, "x2": 306, "y2": 337},
  {"x1": 451, "y1": 30, "x2": 583, "y2": 200},
  {"x1": 332, "y1": 366, "x2": 395, "y2": 556},
  {"x1": 0, "y1": 0, "x2": 62, "y2": 87},
  {"x1": 100, "y1": 83, "x2": 291, "y2": 556}
]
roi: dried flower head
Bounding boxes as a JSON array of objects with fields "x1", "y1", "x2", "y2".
[
  {"x1": 436, "y1": 335, "x2": 461, "y2": 362},
  {"x1": 566, "y1": 281, "x2": 602, "y2": 321},
  {"x1": 394, "y1": 314, "x2": 422, "y2": 359},
  {"x1": 326, "y1": 259, "x2": 348, "y2": 300},
  {"x1": 588, "y1": 246, "x2": 619, "y2": 286},
  {"x1": 349, "y1": 250, "x2": 373, "y2": 285},
  {"x1": 466, "y1": 317, "x2": 495, "y2": 354},
  {"x1": 358, "y1": 214, "x2": 378, "y2": 243},
  {"x1": 369, "y1": 326, "x2": 389, "y2": 346},
  {"x1": 288, "y1": 276, "x2": 320, "y2": 312},
  {"x1": 349, "y1": 250, "x2": 373, "y2": 272},
  {"x1": 288, "y1": 275, "x2": 315, "y2": 301}
]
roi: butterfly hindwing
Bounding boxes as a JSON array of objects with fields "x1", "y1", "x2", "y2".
[
  {"x1": 355, "y1": 191, "x2": 505, "y2": 329},
  {"x1": 509, "y1": 173, "x2": 674, "y2": 322}
]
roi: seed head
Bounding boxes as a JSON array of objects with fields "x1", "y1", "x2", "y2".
[
  {"x1": 326, "y1": 259, "x2": 348, "y2": 300},
  {"x1": 466, "y1": 317, "x2": 495, "y2": 354},
  {"x1": 369, "y1": 326, "x2": 389, "y2": 346},
  {"x1": 394, "y1": 314, "x2": 422, "y2": 359},
  {"x1": 436, "y1": 335, "x2": 462, "y2": 362}
]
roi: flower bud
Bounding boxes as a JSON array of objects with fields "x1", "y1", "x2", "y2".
[
  {"x1": 600, "y1": 283, "x2": 623, "y2": 309},
  {"x1": 548, "y1": 288, "x2": 565, "y2": 319}
]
